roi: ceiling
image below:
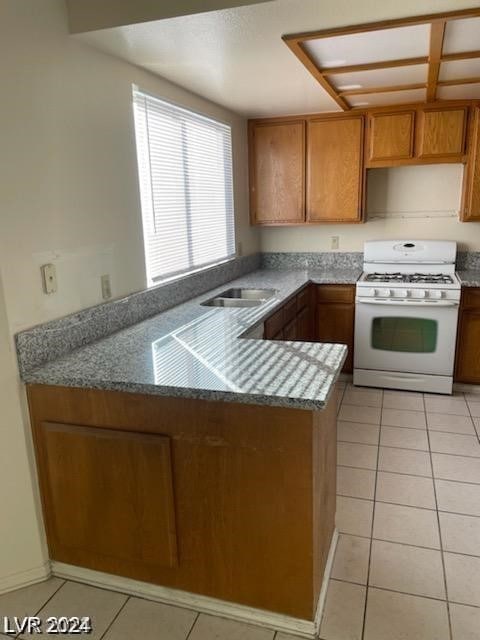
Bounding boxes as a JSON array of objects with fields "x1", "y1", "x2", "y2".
[
  {"x1": 285, "y1": 11, "x2": 480, "y2": 110},
  {"x1": 75, "y1": 0, "x2": 480, "y2": 117}
]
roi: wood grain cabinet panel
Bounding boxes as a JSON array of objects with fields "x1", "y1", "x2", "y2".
[
  {"x1": 416, "y1": 107, "x2": 467, "y2": 158},
  {"x1": 283, "y1": 318, "x2": 297, "y2": 340},
  {"x1": 307, "y1": 116, "x2": 364, "y2": 222},
  {"x1": 296, "y1": 306, "x2": 314, "y2": 341},
  {"x1": 28, "y1": 385, "x2": 337, "y2": 620},
  {"x1": 315, "y1": 285, "x2": 355, "y2": 373},
  {"x1": 455, "y1": 287, "x2": 480, "y2": 383},
  {"x1": 249, "y1": 121, "x2": 305, "y2": 224},
  {"x1": 368, "y1": 111, "x2": 414, "y2": 162},
  {"x1": 462, "y1": 106, "x2": 480, "y2": 222},
  {"x1": 316, "y1": 285, "x2": 355, "y2": 304},
  {"x1": 38, "y1": 422, "x2": 177, "y2": 571}
]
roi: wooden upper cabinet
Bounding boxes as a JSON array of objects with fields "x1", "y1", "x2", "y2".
[
  {"x1": 416, "y1": 107, "x2": 467, "y2": 159},
  {"x1": 367, "y1": 111, "x2": 414, "y2": 163},
  {"x1": 307, "y1": 116, "x2": 364, "y2": 223},
  {"x1": 249, "y1": 120, "x2": 305, "y2": 224},
  {"x1": 462, "y1": 106, "x2": 480, "y2": 222}
]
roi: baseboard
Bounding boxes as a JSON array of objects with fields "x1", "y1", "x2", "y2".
[
  {"x1": 454, "y1": 383, "x2": 480, "y2": 394},
  {"x1": 51, "y1": 563, "x2": 317, "y2": 638},
  {"x1": 52, "y1": 530, "x2": 339, "y2": 639},
  {"x1": 314, "y1": 527, "x2": 338, "y2": 634},
  {"x1": 0, "y1": 562, "x2": 51, "y2": 596}
]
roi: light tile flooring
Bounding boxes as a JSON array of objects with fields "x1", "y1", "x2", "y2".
[
  {"x1": 1, "y1": 385, "x2": 480, "y2": 639},
  {"x1": 329, "y1": 383, "x2": 480, "y2": 640}
]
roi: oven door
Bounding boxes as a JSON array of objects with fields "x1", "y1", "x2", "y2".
[{"x1": 354, "y1": 298, "x2": 459, "y2": 376}]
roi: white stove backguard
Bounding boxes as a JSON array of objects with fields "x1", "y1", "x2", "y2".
[{"x1": 362, "y1": 240, "x2": 457, "y2": 274}]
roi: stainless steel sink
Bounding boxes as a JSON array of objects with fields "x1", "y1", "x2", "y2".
[
  {"x1": 201, "y1": 288, "x2": 277, "y2": 308},
  {"x1": 217, "y1": 288, "x2": 277, "y2": 300},
  {"x1": 202, "y1": 298, "x2": 263, "y2": 308}
]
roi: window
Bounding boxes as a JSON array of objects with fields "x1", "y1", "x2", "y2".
[{"x1": 133, "y1": 88, "x2": 236, "y2": 285}]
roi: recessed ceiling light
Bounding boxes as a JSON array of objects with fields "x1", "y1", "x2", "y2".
[
  {"x1": 337, "y1": 84, "x2": 362, "y2": 90},
  {"x1": 351, "y1": 101, "x2": 370, "y2": 106}
]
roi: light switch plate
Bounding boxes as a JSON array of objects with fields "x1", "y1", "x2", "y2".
[
  {"x1": 101, "y1": 274, "x2": 112, "y2": 300},
  {"x1": 41, "y1": 263, "x2": 57, "y2": 294}
]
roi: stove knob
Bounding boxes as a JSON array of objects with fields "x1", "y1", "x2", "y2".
[
  {"x1": 369, "y1": 288, "x2": 377, "y2": 297},
  {"x1": 430, "y1": 290, "x2": 443, "y2": 299},
  {"x1": 398, "y1": 289, "x2": 408, "y2": 298},
  {"x1": 418, "y1": 290, "x2": 426, "y2": 298}
]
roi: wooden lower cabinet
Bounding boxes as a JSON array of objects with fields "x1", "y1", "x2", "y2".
[
  {"x1": 455, "y1": 288, "x2": 480, "y2": 383},
  {"x1": 264, "y1": 284, "x2": 355, "y2": 370},
  {"x1": 38, "y1": 422, "x2": 177, "y2": 570},
  {"x1": 27, "y1": 385, "x2": 337, "y2": 621},
  {"x1": 315, "y1": 285, "x2": 355, "y2": 373},
  {"x1": 264, "y1": 285, "x2": 314, "y2": 341}
]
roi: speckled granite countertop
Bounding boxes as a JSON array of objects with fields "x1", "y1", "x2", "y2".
[
  {"x1": 21, "y1": 268, "x2": 360, "y2": 410},
  {"x1": 457, "y1": 271, "x2": 480, "y2": 287}
]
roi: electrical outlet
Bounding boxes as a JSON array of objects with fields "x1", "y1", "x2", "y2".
[
  {"x1": 40, "y1": 263, "x2": 57, "y2": 294},
  {"x1": 331, "y1": 236, "x2": 340, "y2": 250},
  {"x1": 101, "y1": 274, "x2": 112, "y2": 300}
]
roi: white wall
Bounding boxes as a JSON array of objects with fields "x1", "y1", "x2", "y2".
[
  {"x1": 1, "y1": 0, "x2": 258, "y2": 335},
  {"x1": 0, "y1": 0, "x2": 258, "y2": 591},
  {"x1": 259, "y1": 164, "x2": 480, "y2": 253},
  {"x1": 0, "y1": 275, "x2": 49, "y2": 593}
]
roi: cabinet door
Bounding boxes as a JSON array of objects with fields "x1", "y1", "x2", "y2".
[
  {"x1": 249, "y1": 121, "x2": 305, "y2": 224},
  {"x1": 307, "y1": 116, "x2": 364, "y2": 222},
  {"x1": 367, "y1": 111, "x2": 414, "y2": 163},
  {"x1": 38, "y1": 422, "x2": 178, "y2": 571},
  {"x1": 296, "y1": 306, "x2": 314, "y2": 342},
  {"x1": 316, "y1": 303, "x2": 355, "y2": 373},
  {"x1": 284, "y1": 318, "x2": 297, "y2": 341},
  {"x1": 455, "y1": 289, "x2": 480, "y2": 383},
  {"x1": 264, "y1": 306, "x2": 285, "y2": 339},
  {"x1": 462, "y1": 106, "x2": 480, "y2": 222},
  {"x1": 416, "y1": 107, "x2": 467, "y2": 159},
  {"x1": 455, "y1": 309, "x2": 480, "y2": 383}
]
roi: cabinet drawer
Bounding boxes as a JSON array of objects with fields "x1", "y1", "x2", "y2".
[
  {"x1": 264, "y1": 307, "x2": 284, "y2": 338},
  {"x1": 462, "y1": 288, "x2": 480, "y2": 309},
  {"x1": 283, "y1": 297, "x2": 297, "y2": 324},
  {"x1": 316, "y1": 285, "x2": 355, "y2": 304}
]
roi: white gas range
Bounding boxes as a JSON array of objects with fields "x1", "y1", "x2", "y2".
[{"x1": 354, "y1": 240, "x2": 461, "y2": 394}]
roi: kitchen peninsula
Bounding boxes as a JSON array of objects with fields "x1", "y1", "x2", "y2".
[{"x1": 19, "y1": 265, "x2": 353, "y2": 638}]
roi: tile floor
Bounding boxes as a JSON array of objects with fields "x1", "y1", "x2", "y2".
[
  {"x1": 330, "y1": 383, "x2": 480, "y2": 640},
  {"x1": 1, "y1": 384, "x2": 480, "y2": 639}
]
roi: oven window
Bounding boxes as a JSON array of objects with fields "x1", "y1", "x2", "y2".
[{"x1": 371, "y1": 317, "x2": 438, "y2": 353}]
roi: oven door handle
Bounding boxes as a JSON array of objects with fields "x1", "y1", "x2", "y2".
[{"x1": 356, "y1": 298, "x2": 459, "y2": 307}]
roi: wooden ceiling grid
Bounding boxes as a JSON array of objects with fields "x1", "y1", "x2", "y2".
[{"x1": 283, "y1": 8, "x2": 480, "y2": 110}]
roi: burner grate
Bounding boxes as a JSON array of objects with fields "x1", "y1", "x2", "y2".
[{"x1": 365, "y1": 272, "x2": 454, "y2": 284}]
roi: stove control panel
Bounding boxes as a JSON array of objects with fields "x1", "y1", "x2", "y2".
[{"x1": 358, "y1": 285, "x2": 460, "y2": 302}]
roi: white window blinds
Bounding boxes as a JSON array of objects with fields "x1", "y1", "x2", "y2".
[{"x1": 133, "y1": 88, "x2": 236, "y2": 285}]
